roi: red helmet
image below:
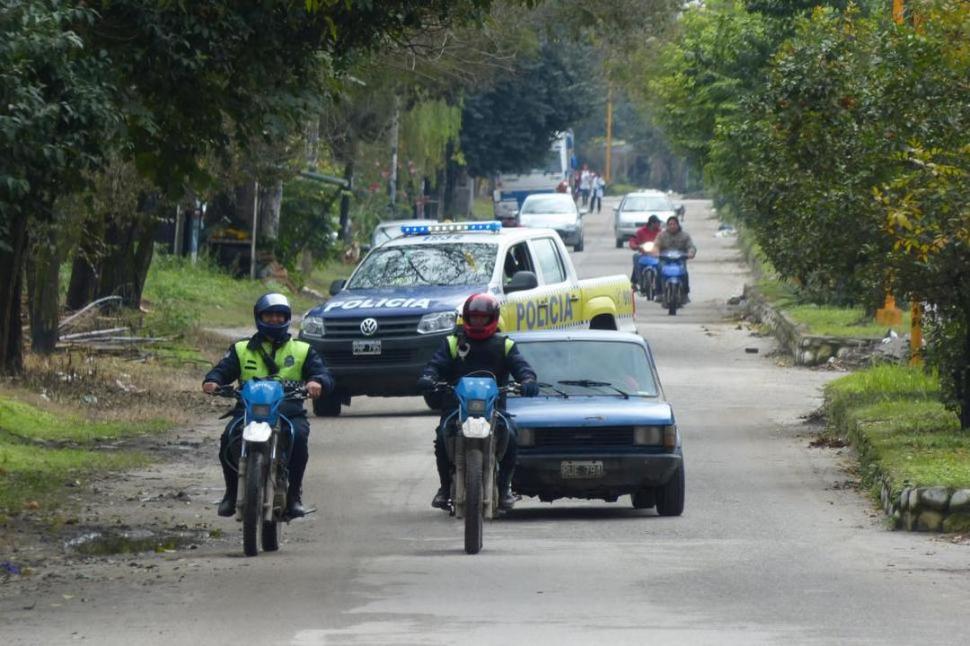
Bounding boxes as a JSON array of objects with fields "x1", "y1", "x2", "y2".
[{"x1": 462, "y1": 293, "x2": 500, "y2": 340}]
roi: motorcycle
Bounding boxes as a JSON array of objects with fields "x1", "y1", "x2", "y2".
[
  {"x1": 659, "y1": 250, "x2": 688, "y2": 316},
  {"x1": 434, "y1": 373, "x2": 519, "y2": 555},
  {"x1": 635, "y1": 241, "x2": 660, "y2": 301},
  {"x1": 213, "y1": 379, "x2": 308, "y2": 557}
]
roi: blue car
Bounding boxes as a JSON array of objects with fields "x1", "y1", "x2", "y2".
[{"x1": 507, "y1": 331, "x2": 685, "y2": 515}]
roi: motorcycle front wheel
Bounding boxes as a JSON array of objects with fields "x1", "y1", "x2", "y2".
[
  {"x1": 639, "y1": 269, "x2": 655, "y2": 301},
  {"x1": 464, "y1": 446, "x2": 484, "y2": 555},
  {"x1": 243, "y1": 451, "x2": 266, "y2": 557}
]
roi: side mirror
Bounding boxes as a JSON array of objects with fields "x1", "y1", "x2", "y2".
[
  {"x1": 329, "y1": 279, "x2": 346, "y2": 296},
  {"x1": 506, "y1": 270, "x2": 538, "y2": 294},
  {"x1": 361, "y1": 244, "x2": 372, "y2": 254}
]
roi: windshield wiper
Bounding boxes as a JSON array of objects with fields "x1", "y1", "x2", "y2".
[
  {"x1": 537, "y1": 382, "x2": 569, "y2": 398},
  {"x1": 558, "y1": 379, "x2": 630, "y2": 399}
]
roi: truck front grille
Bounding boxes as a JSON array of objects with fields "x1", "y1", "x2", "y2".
[
  {"x1": 533, "y1": 427, "x2": 634, "y2": 448},
  {"x1": 323, "y1": 316, "x2": 423, "y2": 339}
]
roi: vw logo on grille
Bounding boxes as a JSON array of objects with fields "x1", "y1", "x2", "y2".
[{"x1": 360, "y1": 318, "x2": 379, "y2": 336}]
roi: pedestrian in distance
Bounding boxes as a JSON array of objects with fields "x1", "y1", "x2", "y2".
[
  {"x1": 590, "y1": 173, "x2": 605, "y2": 214},
  {"x1": 579, "y1": 165, "x2": 592, "y2": 206}
]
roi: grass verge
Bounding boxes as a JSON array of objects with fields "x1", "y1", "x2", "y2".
[
  {"x1": 0, "y1": 396, "x2": 163, "y2": 514},
  {"x1": 824, "y1": 365, "x2": 970, "y2": 494}
]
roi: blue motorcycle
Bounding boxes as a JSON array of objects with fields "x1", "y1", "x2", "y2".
[
  {"x1": 659, "y1": 250, "x2": 688, "y2": 316},
  {"x1": 214, "y1": 379, "x2": 307, "y2": 557},
  {"x1": 634, "y1": 241, "x2": 660, "y2": 301},
  {"x1": 434, "y1": 372, "x2": 519, "y2": 555}
]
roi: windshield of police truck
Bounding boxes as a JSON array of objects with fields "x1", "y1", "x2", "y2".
[
  {"x1": 347, "y1": 242, "x2": 497, "y2": 288},
  {"x1": 622, "y1": 196, "x2": 672, "y2": 212},
  {"x1": 515, "y1": 339, "x2": 659, "y2": 397}
]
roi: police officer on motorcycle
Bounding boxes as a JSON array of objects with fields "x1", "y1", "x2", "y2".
[
  {"x1": 203, "y1": 293, "x2": 334, "y2": 518},
  {"x1": 417, "y1": 293, "x2": 539, "y2": 511}
]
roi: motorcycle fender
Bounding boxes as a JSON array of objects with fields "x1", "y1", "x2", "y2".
[
  {"x1": 243, "y1": 421, "x2": 273, "y2": 443},
  {"x1": 462, "y1": 416, "x2": 491, "y2": 439}
]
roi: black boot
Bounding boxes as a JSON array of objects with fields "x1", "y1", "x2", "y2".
[
  {"x1": 218, "y1": 477, "x2": 237, "y2": 517},
  {"x1": 431, "y1": 485, "x2": 451, "y2": 510},
  {"x1": 498, "y1": 483, "x2": 516, "y2": 511},
  {"x1": 286, "y1": 485, "x2": 306, "y2": 518}
]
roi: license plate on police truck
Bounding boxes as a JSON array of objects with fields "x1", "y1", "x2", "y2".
[
  {"x1": 352, "y1": 340, "x2": 381, "y2": 356},
  {"x1": 560, "y1": 460, "x2": 604, "y2": 479}
]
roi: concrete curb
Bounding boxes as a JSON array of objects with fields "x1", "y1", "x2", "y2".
[{"x1": 741, "y1": 285, "x2": 884, "y2": 367}]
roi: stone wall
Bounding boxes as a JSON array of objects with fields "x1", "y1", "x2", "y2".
[
  {"x1": 742, "y1": 285, "x2": 884, "y2": 367},
  {"x1": 880, "y1": 481, "x2": 970, "y2": 533}
]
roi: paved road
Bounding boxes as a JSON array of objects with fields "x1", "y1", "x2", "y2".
[{"x1": 4, "y1": 198, "x2": 969, "y2": 645}]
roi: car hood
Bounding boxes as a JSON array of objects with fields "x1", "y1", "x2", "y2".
[
  {"x1": 520, "y1": 212, "x2": 579, "y2": 227},
  {"x1": 507, "y1": 396, "x2": 674, "y2": 427},
  {"x1": 309, "y1": 285, "x2": 484, "y2": 318},
  {"x1": 617, "y1": 210, "x2": 674, "y2": 222}
]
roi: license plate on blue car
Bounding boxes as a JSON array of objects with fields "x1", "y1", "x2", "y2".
[{"x1": 560, "y1": 460, "x2": 604, "y2": 479}]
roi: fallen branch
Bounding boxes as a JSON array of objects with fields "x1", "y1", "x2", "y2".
[
  {"x1": 59, "y1": 296, "x2": 123, "y2": 331},
  {"x1": 59, "y1": 327, "x2": 129, "y2": 341}
]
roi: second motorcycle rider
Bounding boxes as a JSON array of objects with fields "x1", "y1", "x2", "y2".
[{"x1": 417, "y1": 293, "x2": 539, "y2": 511}]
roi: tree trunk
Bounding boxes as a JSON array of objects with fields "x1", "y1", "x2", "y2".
[
  {"x1": 339, "y1": 160, "x2": 354, "y2": 243},
  {"x1": 66, "y1": 214, "x2": 106, "y2": 310},
  {"x1": 258, "y1": 180, "x2": 282, "y2": 241},
  {"x1": 26, "y1": 227, "x2": 62, "y2": 354},
  {"x1": 96, "y1": 214, "x2": 158, "y2": 308},
  {"x1": 0, "y1": 212, "x2": 28, "y2": 374}
]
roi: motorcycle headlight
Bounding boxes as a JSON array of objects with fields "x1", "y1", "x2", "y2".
[
  {"x1": 517, "y1": 428, "x2": 535, "y2": 447},
  {"x1": 301, "y1": 315, "x2": 325, "y2": 338},
  {"x1": 417, "y1": 311, "x2": 457, "y2": 334},
  {"x1": 467, "y1": 399, "x2": 486, "y2": 415}
]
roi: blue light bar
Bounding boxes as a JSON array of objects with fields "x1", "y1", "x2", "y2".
[{"x1": 401, "y1": 221, "x2": 502, "y2": 236}]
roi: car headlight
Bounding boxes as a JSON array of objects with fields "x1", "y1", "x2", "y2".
[
  {"x1": 633, "y1": 425, "x2": 670, "y2": 446},
  {"x1": 517, "y1": 427, "x2": 535, "y2": 447},
  {"x1": 301, "y1": 314, "x2": 325, "y2": 338},
  {"x1": 417, "y1": 311, "x2": 457, "y2": 334}
]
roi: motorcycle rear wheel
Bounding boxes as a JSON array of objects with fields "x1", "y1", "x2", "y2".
[
  {"x1": 262, "y1": 519, "x2": 281, "y2": 552},
  {"x1": 243, "y1": 451, "x2": 265, "y2": 557},
  {"x1": 464, "y1": 447, "x2": 484, "y2": 555}
]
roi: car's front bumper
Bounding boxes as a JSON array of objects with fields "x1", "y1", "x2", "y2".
[{"x1": 513, "y1": 450, "x2": 682, "y2": 500}]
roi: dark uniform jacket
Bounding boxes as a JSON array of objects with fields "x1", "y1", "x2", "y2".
[
  {"x1": 421, "y1": 333, "x2": 536, "y2": 413},
  {"x1": 204, "y1": 333, "x2": 334, "y2": 418}
]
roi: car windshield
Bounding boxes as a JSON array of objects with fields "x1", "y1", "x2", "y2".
[
  {"x1": 515, "y1": 340, "x2": 659, "y2": 397},
  {"x1": 521, "y1": 197, "x2": 575, "y2": 214},
  {"x1": 622, "y1": 196, "x2": 672, "y2": 212},
  {"x1": 347, "y1": 243, "x2": 496, "y2": 288}
]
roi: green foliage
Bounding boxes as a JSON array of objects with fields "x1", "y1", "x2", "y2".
[
  {"x1": 824, "y1": 366, "x2": 970, "y2": 490},
  {"x1": 276, "y1": 177, "x2": 341, "y2": 272},
  {"x1": 0, "y1": 396, "x2": 163, "y2": 512},
  {"x1": 400, "y1": 100, "x2": 464, "y2": 179},
  {"x1": 460, "y1": 40, "x2": 597, "y2": 175},
  {"x1": 0, "y1": 0, "x2": 115, "y2": 227}
]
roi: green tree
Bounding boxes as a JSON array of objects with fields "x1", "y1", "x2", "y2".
[{"x1": 460, "y1": 40, "x2": 597, "y2": 176}]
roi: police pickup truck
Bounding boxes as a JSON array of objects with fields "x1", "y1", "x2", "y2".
[{"x1": 299, "y1": 221, "x2": 634, "y2": 416}]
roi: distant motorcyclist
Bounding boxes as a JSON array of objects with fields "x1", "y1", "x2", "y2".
[
  {"x1": 202, "y1": 293, "x2": 334, "y2": 518},
  {"x1": 417, "y1": 293, "x2": 539, "y2": 511},
  {"x1": 628, "y1": 215, "x2": 662, "y2": 287},
  {"x1": 651, "y1": 216, "x2": 697, "y2": 300}
]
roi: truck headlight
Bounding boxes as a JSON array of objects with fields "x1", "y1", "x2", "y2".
[
  {"x1": 633, "y1": 425, "x2": 665, "y2": 446},
  {"x1": 417, "y1": 311, "x2": 456, "y2": 334},
  {"x1": 517, "y1": 428, "x2": 535, "y2": 447},
  {"x1": 301, "y1": 315, "x2": 325, "y2": 338}
]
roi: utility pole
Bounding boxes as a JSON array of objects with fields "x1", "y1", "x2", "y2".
[
  {"x1": 604, "y1": 82, "x2": 614, "y2": 183},
  {"x1": 388, "y1": 95, "x2": 400, "y2": 212},
  {"x1": 250, "y1": 180, "x2": 259, "y2": 280}
]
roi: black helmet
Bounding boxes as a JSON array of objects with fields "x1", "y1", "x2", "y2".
[
  {"x1": 254, "y1": 293, "x2": 291, "y2": 342},
  {"x1": 648, "y1": 215, "x2": 661, "y2": 225}
]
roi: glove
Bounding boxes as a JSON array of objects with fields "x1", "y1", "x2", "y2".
[
  {"x1": 521, "y1": 380, "x2": 539, "y2": 397},
  {"x1": 417, "y1": 375, "x2": 436, "y2": 394}
]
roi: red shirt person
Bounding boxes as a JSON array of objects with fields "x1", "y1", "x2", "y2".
[{"x1": 628, "y1": 215, "x2": 662, "y2": 250}]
